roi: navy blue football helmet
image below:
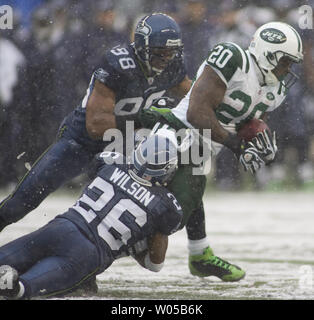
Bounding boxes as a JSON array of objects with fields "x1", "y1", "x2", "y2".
[
  {"x1": 133, "y1": 13, "x2": 183, "y2": 76},
  {"x1": 129, "y1": 130, "x2": 178, "y2": 186}
]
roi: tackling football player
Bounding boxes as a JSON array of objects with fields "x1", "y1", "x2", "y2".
[
  {"x1": 0, "y1": 13, "x2": 243, "y2": 283},
  {"x1": 0, "y1": 131, "x2": 183, "y2": 299}
]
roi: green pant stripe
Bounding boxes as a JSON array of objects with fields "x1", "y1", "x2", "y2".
[{"x1": 40, "y1": 267, "x2": 101, "y2": 299}]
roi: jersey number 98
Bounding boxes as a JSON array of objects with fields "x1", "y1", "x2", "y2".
[{"x1": 111, "y1": 47, "x2": 136, "y2": 70}]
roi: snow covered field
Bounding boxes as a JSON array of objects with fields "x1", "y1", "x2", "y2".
[{"x1": 0, "y1": 190, "x2": 314, "y2": 300}]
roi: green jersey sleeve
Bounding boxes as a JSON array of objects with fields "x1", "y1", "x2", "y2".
[{"x1": 205, "y1": 42, "x2": 249, "y2": 84}]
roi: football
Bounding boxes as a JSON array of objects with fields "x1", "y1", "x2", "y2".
[{"x1": 237, "y1": 118, "x2": 270, "y2": 142}]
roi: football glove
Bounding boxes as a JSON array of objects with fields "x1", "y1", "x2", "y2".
[
  {"x1": 252, "y1": 130, "x2": 277, "y2": 164},
  {"x1": 239, "y1": 142, "x2": 265, "y2": 174},
  {"x1": 129, "y1": 238, "x2": 148, "y2": 257}
]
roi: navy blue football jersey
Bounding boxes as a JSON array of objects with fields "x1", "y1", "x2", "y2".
[
  {"x1": 60, "y1": 152, "x2": 183, "y2": 265},
  {"x1": 62, "y1": 44, "x2": 186, "y2": 150}
]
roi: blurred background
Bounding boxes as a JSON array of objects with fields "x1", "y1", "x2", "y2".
[{"x1": 1, "y1": 0, "x2": 314, "y2": 193}]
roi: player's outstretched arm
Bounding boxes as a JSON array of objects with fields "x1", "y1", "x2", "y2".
[{"x1": 86, "y1": 80, "x2": 117, "y2": 140}]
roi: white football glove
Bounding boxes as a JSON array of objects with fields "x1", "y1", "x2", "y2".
[
  {"x1": 129, "y1": 238, "x2": 148, "y2": 257},
  {"x1": 252, "y1": 130, "x2": 277, "y2": 163},
  {"x1": 239, "y1": 142, "x2": 265, "y2": 174}
]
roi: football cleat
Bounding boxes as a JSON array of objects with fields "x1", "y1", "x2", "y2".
[
  {"x1": 0, "y1": 265, "x2": 20, "y2": 299},
  {"x1": 189, "y1": 247, "x2": 245, "y2": 282}
]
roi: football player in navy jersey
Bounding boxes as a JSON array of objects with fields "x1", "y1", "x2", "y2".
[
  {"x1": 0, "y1": 131, "x2": 182, "y2": 299},
  {"x1": 0, "y1": 13, "x2": 188, "y2": 228},
  {"x1": 0, "y1": 13, "x2": 243, "y2": 282}
]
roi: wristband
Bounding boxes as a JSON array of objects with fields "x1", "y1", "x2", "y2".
[{"x1": 143, "y1": 253, "x2": 164, "y2": 272}]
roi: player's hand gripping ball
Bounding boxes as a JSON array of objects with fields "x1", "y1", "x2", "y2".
[{"x1": 237, "y1": 119, "x2": 277, "y2": 164}]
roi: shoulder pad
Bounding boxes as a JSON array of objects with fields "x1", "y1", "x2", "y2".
[
  {"x1": 94, "y1": 68, "x2": 111, "y2": 84},
  {"x1": 105, "y1": 45, "x2": 137, "y2": 74},
  {"x1": 206, "y1": 42, "x2": 249, "y2": 83},
  {"x1": 164, "y1": 192, "x2": 183, "y2": 233},
  {"x1": 97, "y1": 151, "x2": 126, "y2": 166},
  {"x1": 87, "y1": 151, "x2": 125, "y2": 180},
  {"x1": 93, "y1": 46, "x2": 137, "y2": 89}
]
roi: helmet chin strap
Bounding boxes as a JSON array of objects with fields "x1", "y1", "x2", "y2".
[
  {"x1": 143, "y1": 60, "x2": 164, "y2": 77},
  {"x1": 151, "y1": 66, "x2": 163, "y2": 75},
  {"x1": 251, "y1": 54, "x2": 279, "y2": 87},
  {"x1": 139, "y1": 55, "x2": 162, "y2": 78},
  {"x1": 148, "y1": 54, "x2": 165, "y2": 76},
  {"x1": 132, "y1": 44, "x2": 168, "y2": 77}
]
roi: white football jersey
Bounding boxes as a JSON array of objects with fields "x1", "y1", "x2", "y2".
[{"x1": 172, "y1": 42, "x2": 287, "y2": 155}]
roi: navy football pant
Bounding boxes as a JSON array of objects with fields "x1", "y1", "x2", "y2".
[
  {"x1": 0, "y1": 136, "x2": 96, "y2": 227},
  {"x1": 0, "y1": 218, "x2": 105, "y2": 298}
]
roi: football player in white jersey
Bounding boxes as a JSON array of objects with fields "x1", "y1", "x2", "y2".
[
  {"x1": 172, "y1": 21, "x2": 303, "y2": 171},
  {"x1": 140, "y1": 21, "x2": 303, "y2": 279}
]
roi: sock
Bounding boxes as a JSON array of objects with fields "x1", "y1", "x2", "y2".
[{"x1": 188, "y1": 237, "x2": 210, "y2": 255}]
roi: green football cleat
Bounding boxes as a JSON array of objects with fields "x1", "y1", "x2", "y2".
[{"x1": 189, "y1": 247, "x2": 245, "y2": 282}]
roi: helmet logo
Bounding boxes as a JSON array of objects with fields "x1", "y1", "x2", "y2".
[
  {"x1": 135, "y1": 23, "x2": 151, "y2": 36},
  {"x1": 260, "y1": 28, "x2": 287, "y2": 44},
  {"x1": 266, "y1": 92, "x2": 275, "y2": 100}
]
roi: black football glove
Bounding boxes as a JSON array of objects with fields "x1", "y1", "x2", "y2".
[{"x1": 252, "y1": 130, "x2": 277, "y2": 164}]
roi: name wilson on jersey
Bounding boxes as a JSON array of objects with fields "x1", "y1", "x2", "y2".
[{"x1": 109, "y1": 168, "x2": 155, "y2": 207}]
